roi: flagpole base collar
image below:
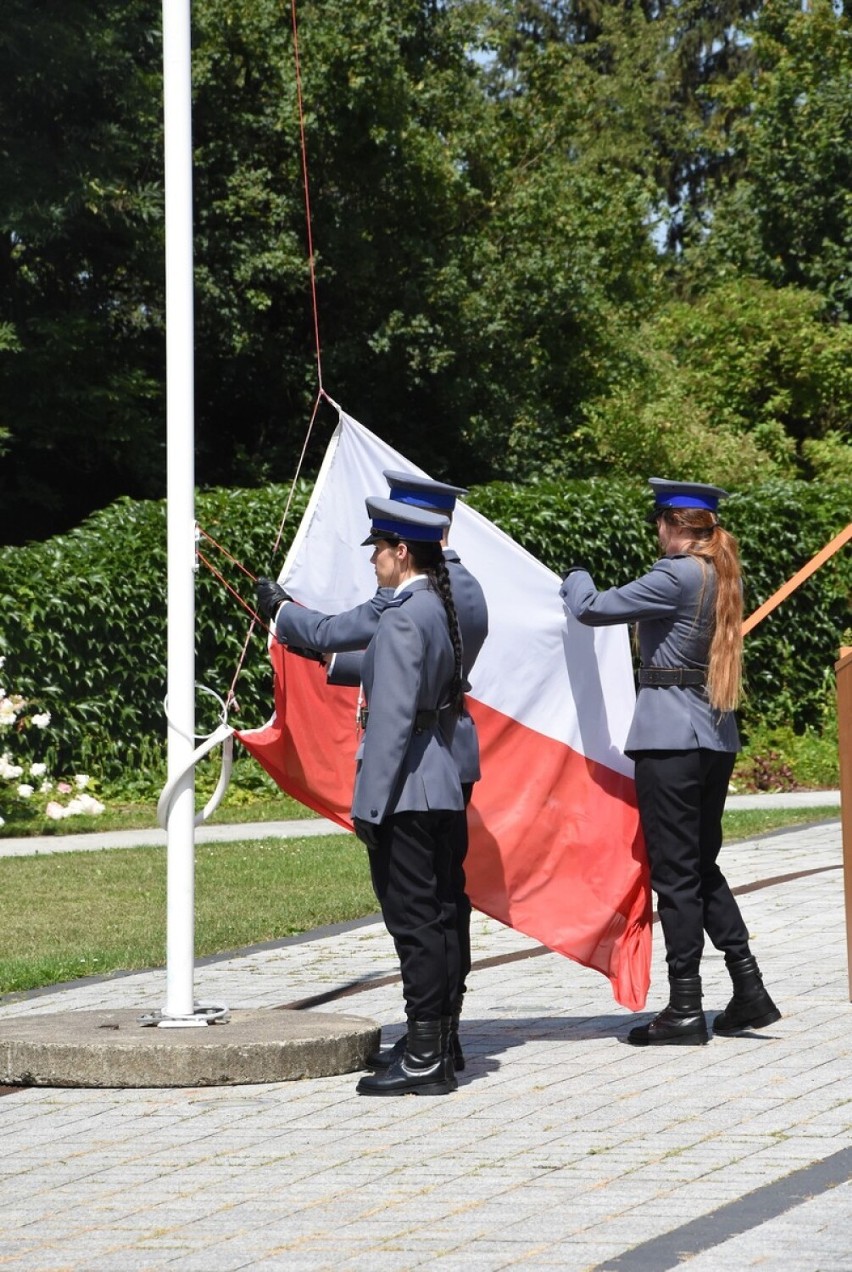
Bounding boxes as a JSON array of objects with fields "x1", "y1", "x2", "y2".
[{"x1": 0, "y1": 1008, "x2": 380, "y2": 1088}]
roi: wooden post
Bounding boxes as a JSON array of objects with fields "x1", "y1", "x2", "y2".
[{"x1": 836, "y1": 646, "x2": 852, "y2": 1001}]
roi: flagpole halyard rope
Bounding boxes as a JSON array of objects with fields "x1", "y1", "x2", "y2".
[
  {"x1": 290, "y1": 0, "x2": 323, "y2": 391},
  {"x1": 197, "y1": 0, "x2": 336, "y2": 714}
]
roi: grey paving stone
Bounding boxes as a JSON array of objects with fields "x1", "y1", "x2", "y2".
[{"x1": 0, "y1": 821, "x2": 848, "y2": 1270}]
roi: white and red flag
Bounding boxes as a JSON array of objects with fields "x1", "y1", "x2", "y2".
[{"x1": 237, "y1": 409, "x2": 651, "y2": 1009}]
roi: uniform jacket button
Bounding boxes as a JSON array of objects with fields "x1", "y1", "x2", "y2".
[{"x1": 370, "y1": 809, "x2": 378, "y2": 817}]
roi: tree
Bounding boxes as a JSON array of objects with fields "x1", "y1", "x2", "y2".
[
  {"x1": 579, "y1": 276, "x2": 852, "y2": 483},
  {"x1": 692, "y1": 0, "x2": 852, "y2": 319},
  {"x1": 0, "y1": 2, "x2": 165, "y2": 544}
]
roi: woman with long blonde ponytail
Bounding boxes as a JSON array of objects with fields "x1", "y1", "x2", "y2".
[{"x1": 560, "y1": 478, "x2": 779, "y2": 1048}]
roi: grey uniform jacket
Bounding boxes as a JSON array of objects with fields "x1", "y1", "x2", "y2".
[
  {"x1": 351, "y1": 578, "x2": 464, "y2": 825},
  {"x1": 281, "y1": 552, "x2": 489, "y2": 785},
  {"x1": 273, "y1": 587, "x2": 396, "y2": 651},
  {"x1": 560, "y1": 554, "x2": 740, "y2": 756}
]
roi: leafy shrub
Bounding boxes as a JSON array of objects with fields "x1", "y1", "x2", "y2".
[
  {"x1": 0, "y1": 475, "x2": 848, "y2": 785},
  {"x1": 468, "y1": 476, "x2": 851, "y2": 752},
  {"x1": 733, "y1": 724, "x2": 840, "y2": 792},
  {"x1": 0, "y1": 484, "x2": 310, "y2": 780}
]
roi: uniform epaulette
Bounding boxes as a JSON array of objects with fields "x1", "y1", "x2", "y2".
[{"x1": 385, "y1": 590, "x2": 414, "y2": 608}]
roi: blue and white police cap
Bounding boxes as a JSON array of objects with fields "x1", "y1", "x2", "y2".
[
  {"x1": 383, "y1": 469, "x2": 468, "y2": 513},
  {"x1": 361, "y1": 496, "x2": 450, "y2": 546},
  {"x1": 647, "y1": 477, "x2": 729, "y2": 521}
]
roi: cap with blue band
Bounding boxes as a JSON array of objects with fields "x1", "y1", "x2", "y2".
[
  {"x1": 647, "y1": 477, "x2": 729, "y2": 521},
  {"x1": 383, "y1": 468, "x2": 468, "y2": 514},
  {"x1": 361, "y1": 496, "x2": 449, "y2": 545}
]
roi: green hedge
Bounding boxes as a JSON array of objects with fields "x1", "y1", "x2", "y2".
[
  {"x1": 0, "y1": 484, "x2": 311, "y2": 781},
  {"x1": 0, "y1": 477, "x2": 849, "y2": 781},
  {"x1": 468, "y1": 477, "x2": 851, "y2": 737}
]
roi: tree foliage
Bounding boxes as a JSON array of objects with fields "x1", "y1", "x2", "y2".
[
  {"x1": 0, "y1": 2, "x2": 165, "y2": 541},
  {"x1": 696, "y1": 0, "x2": 852, "y2": 320},
  {"x1": 0, "y1": 0, "x2": 849, "y2": 544}
]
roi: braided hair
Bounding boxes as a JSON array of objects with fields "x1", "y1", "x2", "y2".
[{"x1": 403, "y1": 539, "x2": 465, "y2": 715}]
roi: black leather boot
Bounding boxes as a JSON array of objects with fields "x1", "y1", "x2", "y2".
[
  {"x1": 627, "y1": 974, "x2": 709, "y2": 1046},
  {"x1": 356, "y1": 1020, "x2": 457, "y2": 1096},
  {"x1": 449, "y1": 994, "x2": 465, "y2": 1071},
  {"x1": 366, "y1": 1028, "x2": 407, "y2": 1070},
  {"x1": 441, "y1": 1014, "x2": 457, "y2": 1086},
  {"x1": 714, "y1": 955, "x2": 781, "y2": 1034}
]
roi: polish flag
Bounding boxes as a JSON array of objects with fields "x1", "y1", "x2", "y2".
[{"x1": 237, "y1": 409, "x2": 651, "y2": 1010}]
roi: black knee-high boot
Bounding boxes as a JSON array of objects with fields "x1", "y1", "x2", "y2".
[
  {"x1": 356, "y1": 1020, "x2": 457, "y2": 1096},
  {"x1": 368, "y1": 994, "x2": 467, "y2": 1072},
  {"x1": 449, "y1": 993, "x2": 465, "y2": 1071},
  {"x1": 366, "y1": 1027, "x2": 407, "y2": 1070},
  {"x1": 627, "y1": 974, "x2": 710, "y2": 1046},
  {"x1": 714, "y1": 955, "x2": 781, "y2": 1034}
]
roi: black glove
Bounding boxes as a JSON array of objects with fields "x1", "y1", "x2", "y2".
[
  {"x1": 353, "y1": 817, "x2": 382, "y2": 851},
  {"x1": 286, "y1": 644, "x2": 326, "y2": 667},
  {"x1": 255, "y1": 577, "x2": 292, "y2": 621}
]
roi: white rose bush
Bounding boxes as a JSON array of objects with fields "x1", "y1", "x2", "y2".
[{"x1": 0, "y1": 656, "x2": 105, "y2": 828}]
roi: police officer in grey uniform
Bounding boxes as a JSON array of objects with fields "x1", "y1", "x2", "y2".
[
  {"x1": 257, "y1": 471, "x2": 488, "y2": 1071},
  {"x1": 560, "y1": 479, "x2": 780, "y2": 1047},
  {"x1": 329, "y1": 472, "x2": 488, "y2": 1072},
  {"x1": 258, "y1": 498, "x2": 467, "y2": 1095}
]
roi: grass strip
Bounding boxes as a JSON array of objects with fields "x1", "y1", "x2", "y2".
[
  {"x1": 723, "y1": 806, "x2": 839, "y2": 840},
  {"x1": 0, "y1": 794, "x2": 312, "y2": 838},
  {"x1": 0, "y1": 833, "x2": 374, "y2": 995},
  {"x1": 0, "y1": 807, "x2": 839, "y2": 996}
]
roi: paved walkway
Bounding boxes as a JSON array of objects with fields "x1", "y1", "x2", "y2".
[{"x1": 0, "y1": 812, "x2": 850, "y2": 1269}]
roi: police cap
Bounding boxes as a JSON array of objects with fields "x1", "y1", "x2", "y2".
[
  {"x1": 383, "y1": 469, "x2": 468, "y2": 514},
  {"x1": 647, "y1": 477, "x2": 729, "y2": 523},
  {"x1": 361, "y1": 496, "x2": 450, "y2": 546}
]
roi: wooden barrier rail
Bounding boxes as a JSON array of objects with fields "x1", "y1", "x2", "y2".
[{"x1": 835, "y1": 647, "x2": 852, "y2": 1002}]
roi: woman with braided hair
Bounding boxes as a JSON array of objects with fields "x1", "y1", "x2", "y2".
[
  {"x1": 258, "y1": 497, "x2": 465, "y2": 1095},
  {"x1": 560, "y1": 479, "x2": 780, "y2": 1047},
  {"x1": 345, "y1": 496, "x2": 466, "y2": 1095}
]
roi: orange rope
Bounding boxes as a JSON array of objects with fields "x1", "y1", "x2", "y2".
[
  {"x1": 196, "y1": 550, "x2": 265, "y2": 629},
  {"x1": 197, "y1": 527, "x2": 258, "y2": 581},
  {"x1": 204, "y1": 0, "x2": 333, "y2": 713},
  {"x1": 196, "y1": 548, "x2": 268, "y2": 712},
  {"x1": 743, "y1": 522, "x2": 852, "y2": 636}
]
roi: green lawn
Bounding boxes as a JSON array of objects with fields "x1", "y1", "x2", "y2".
[{"x1": 0, "y1": 831, "x2": 372, "y2": 995}]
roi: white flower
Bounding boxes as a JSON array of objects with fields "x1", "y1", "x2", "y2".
[
  {"x1": 0, "y1": 699, "x2": 18, "y2": 727},
  {"x1": 0, "y1": 814, "x2": 4, "y2": 827},
  {"x1": 73, "y1": 774, "x2": 90, "y2": 789},
  {"x1": 17, "y1": 784, "x2": 34, "y2": 799},
  {"x1": 0, "y1": 754, "x2": 24, "y2": 780},
  {"x1": 30, "y1": 763, "x2": 47, "y2": 778},
  {"x1": 40, "y1": 779, "x2": 53, "y2": 793},
  {"x1": 31, "y1": 712, "x2": 51, "y2": 730},
  {"x1": 45, "y1": 801, "x2": 67, "y2": 820},
  {"x1": 64, "y1": 794, "x2": 105, "y2": 817}
]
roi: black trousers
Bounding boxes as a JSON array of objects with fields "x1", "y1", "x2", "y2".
[
  {"x1": 368, "y1": 809, "x2": 463, "y2": 1021},
  {"x1": 451, "y1": 781, "x2": 475, "y2": 996},
  {"x1": 633, "y1": 749, "x2": 751, "y2": 978}
]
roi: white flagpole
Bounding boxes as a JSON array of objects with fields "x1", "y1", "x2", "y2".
[{"x1": 161, "y1": 0, "x2": 202, "y2": 1024}]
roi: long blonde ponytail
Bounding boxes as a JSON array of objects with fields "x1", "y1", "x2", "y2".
[{"x1": 661, "y1": 509, "x2": 744, "y2": 712}]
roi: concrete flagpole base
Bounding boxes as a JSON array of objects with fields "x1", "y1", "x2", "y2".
[{"x1": 0, "y1": 1008, "x2": 380, "y2": 1088}]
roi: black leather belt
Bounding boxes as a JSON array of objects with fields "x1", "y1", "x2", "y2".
[
  {"x1": 359, "y1": 708, "x2": 440, "y2": 731},
  {"x1": 638, "y1": 667, "x2": 706, "y2": 686}
]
